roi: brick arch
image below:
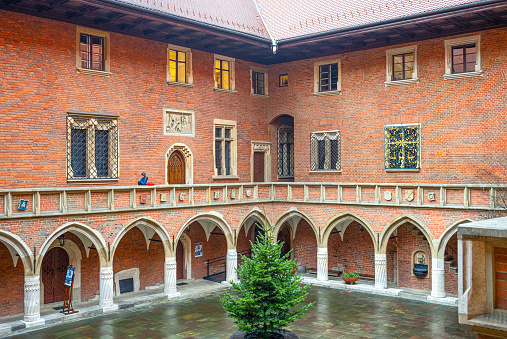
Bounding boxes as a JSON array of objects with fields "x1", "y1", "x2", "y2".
[
  {"x1": 37, "y1": 222, "x2": 108, "y2": 275},
  {"x1": 175, "y1": 212, "x2": 235, "y2": 251},
  {"x1": 0, "y1": 229, "x2": 33, "y2": 275},
  {"x1": 379, "y1": 215, "x2": 436, "y2": 255},
  {"x1": 111, "y1": 217, "x2": 171, "y2": 261},
  {"x1": 437, "y1": 218, "x2": 474, "y2": 258},
  {"x1": 321, "y1": 212, "x2": 378, "y2": 252},
  {"x1": 272, "y1": 209, "x2": 319, "y2": 245}
]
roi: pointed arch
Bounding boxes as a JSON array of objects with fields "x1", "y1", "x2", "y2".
[
  {"x1": 236, "y1": 207, "x2": 271, "y2": 241},
  {"x1": 272, "y1": 208, "x2": 319, "y2": 245},
  {"x1": 176, "y1": 212, "x2": 235, "y2": 250},
  {"x1": 0, "y1": 229, "x2": 33, "y2": 274},
  {"x1": 321, "y1": 212, "x2": 378, "y2": 252},
  {"x1": 111, "y1": 217, "x2": 171, "y2": 260},
  {"x1": 165, "y1": 142, "x2": 193, "y2": 185},
  {"x1": 37, "y1": 222, "x2": 108, "y2": 275},
  {"x1": 379, "y1": 214, "x2": 435, "y2": 255},
  {"x1": 437, "y1": 218, "x2": 474, "y2": 258}
]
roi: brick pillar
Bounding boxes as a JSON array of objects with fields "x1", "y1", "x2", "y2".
[{"x1": 317, "y1": 247, "x2": 328, "y2": 281}]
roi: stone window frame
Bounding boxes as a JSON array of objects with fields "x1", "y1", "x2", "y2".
[
  {"x1": 250, "y1": 141, "x2": 271, "y2": 182},
  {"x1": 250, "y1": 66, "x2": 269, "y2": 99},
  {"x1": 213, "y1": 119, "x2": 238, "y2": 179},
  {"x1": 385, "y1": 45, "x2": 419, "y2": 87},
  {"x1": 66, "y1": 110, "x2": 119, "y2": 183},
  {"x1": 213, "y1": 54, "x2": 237, "y2": 94},
  {"x1": 444, "y1": 35, "x2": 482, "y2": 80},
  {"x1": 76, "y1": 26, "x2": 111, "y2": 77},
  {"x1": 163, "y1": 108, "x2": 195, "y2": 137},
  {"x1": 384, "y1": 123, "x2": 421, "y2": 172},
  {"x1": 313, "y1": 58, "x2": 341, "y2": 97},
  {"x1": 309, "y1": 130, "x2": 342, "y2": 173},
  {"x1": 486, "y1": 241, "x2": 507, "y2": 317},
  {"x1": 167, "y1": 44, "x2": 193, "y2": 88}
]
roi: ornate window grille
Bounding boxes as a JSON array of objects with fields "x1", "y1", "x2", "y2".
[
  {"x1": 277, "y1": 127, "x2": 294, "y2": 178},
  {"x1": 67, "y1": 116, "x2": 119, "y2": 180},
  {"x1": 310, "y1": 131, "x2": 341, "y2": 171},
  {"x1": 384, "y1": 124, "x2": 420, "y2": 170}
]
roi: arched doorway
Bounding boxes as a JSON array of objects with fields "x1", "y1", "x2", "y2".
[
  {"x1": 168, "y1": 151, "x2": 185, "y2": 184},
  {"x1": 42, "y1": 247, "x2": 69, "y2": 303},
  {"x1": 277, "y1": 225, "x2": 292, "y2": 258}
]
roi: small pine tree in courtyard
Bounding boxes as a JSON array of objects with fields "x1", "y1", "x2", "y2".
[{"x1": 221, "y1": 225, "x2": 314, "y2": 338}]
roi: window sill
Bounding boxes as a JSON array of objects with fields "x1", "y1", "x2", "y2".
[
  {"x1": 213, "y1": 88, "x2": 237, "y2": 95},
  {"x1": 309, "y1": 170, "x2": 342, "y2": 174},
  {"x1": 77, "y1": 68, "x2": 110, "y2": 77},
  {"x1": 385, "y1": 168, "x2": 420, "y2": 172},
  {"x1": 443, "y1": 71, "x2": 483, "y2": 80},
  {"x1": 313, "y1": 90, "x2": 341, "y2": 97},
  {"x1": 384, "y1": 78, "x2": 419, "y2": 87},
  {"x1": 212, "y1": 175, "x2": 239, "y2": 180},
  {"x1": 67, "y1": 178, "x2": 119, "y2": 184},
  {"x1": 277, "y1": 176, "x2": 294, "y2": 180},
  {"x1": 167, "y1": 81, "x2": 193, "y2": 88},
  {"x1": 250, "y1": 93, "x2": 269, "y2": 99}
]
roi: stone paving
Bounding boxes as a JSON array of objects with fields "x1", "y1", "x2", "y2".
[{"x1": 11, "y1": 286, "x2": 476, "y2": 339}]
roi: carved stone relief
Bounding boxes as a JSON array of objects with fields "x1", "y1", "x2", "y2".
[
  {"x1": 164, "y1": 110, "x2": 194, "y2": 135},
  {"x1": 384, "y1": 191, "x2": 392, "y2": 201}
]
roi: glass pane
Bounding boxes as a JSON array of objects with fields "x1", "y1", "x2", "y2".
[
  {"x1": 452, "y1": 46, "x2": 464, "y2": 56},
  {"x1": 330, "y1": 139, "x2": 338, "y2": 170},
  {"x1": 178, "y1": 62, "x2": 186, "y2": 82},
  {"x1": 178, "y1": 51, "x2": 185, "y2": 62},
  {"x1": 71, "y1": 129, "x2": 87, "y2": 177},
  {"x1": 80, "y1": 34, "x2": 89, "y2": 44},
  {"x1": 169, "y1": 62, "x2": 176, "y2": 82},
  {"x1": 215, "y1": 69, "x2": 221, "y2": 88},
  {"x1": 95, "y1": 130, "x2": 109, "y2": 177},
  {"x1": 318, "y1": 140, "x2": 326, "y2": 170},
  {"x1": 222, "y1": 60, "x2": 229, "y2": 71},
  {"x1": 465, "y1": 62, "x2": 475, "y2": 72},
  {"x1": 215, "y1": 60, "x2": 220, "y2": 69},
  {"x1": 225, "y1": 141, "x2": 231, "y2": 175},
  {"x1": 453, "y1": 63, "x2": 463, "y2": 73},
  {"x1": 258, "y1": 73, "x2": 264, "y2": 81},
  {"x1": 215, "y1": 127, "x2": 222, "y2": 138},
  {"x1": 215, "y1": 141, "x2": 222, "y2": 175},
  {"x1": 393, "y1": 55, "x2": 403, "y2": 64},
  {"x1": 222, "y1": 70, "x2": 230, "y2": 90},
  {"x1": 224, "y1": 128, "x2": 231, "y2": 139},
  {"x1": 404, "y1": 53, "x2": 414, "y2": 62},
  {"x1": 169, "y1": 50, "x2": 176, "y2": 60}
]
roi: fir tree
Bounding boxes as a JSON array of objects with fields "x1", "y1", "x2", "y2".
[{"x1": 222, "y1": 225, "x2": 314, "y2": 338}]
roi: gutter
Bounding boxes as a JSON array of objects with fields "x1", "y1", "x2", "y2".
[
  {"x1": 252, "y1": 0, "x2": 278, "y2": 54},
  {"x1": 277, "y1": 0, "x2": 506, "y2": 46}
]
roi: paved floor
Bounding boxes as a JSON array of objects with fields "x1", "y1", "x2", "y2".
[{"x1": 11, "y1": 286, "x2": 475, "y2": 339}]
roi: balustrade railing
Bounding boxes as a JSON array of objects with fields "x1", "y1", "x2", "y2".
[{"x1": 0, "y1": 182, "x2": 503, "y2": 219}]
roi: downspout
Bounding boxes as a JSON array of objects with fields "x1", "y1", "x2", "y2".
[{"x1": 252, "y1": 0, "x2": 278, "y2": 54}]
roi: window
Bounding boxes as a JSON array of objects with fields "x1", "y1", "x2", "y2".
[
  {"x1": 385, "y1": 45, "x2": 418, "y2": 86},
  {"x1": 214, "y1": 54, "x2": 236, "y2": 93},
  {"x1": 279, "y1": 74, "x2": 288, "y2": 87},
  {"x1": 444, "y1": 35, "x2": 482, "y2": 80},
  {"x1": 76, "y1": 27, "x2": 110, "y2": 76},
  {"x1": 310, "y1": 131, "x2": 341, "y2": 172},
  {"x1": 313, "y1": 59, "x2": 341, "y2": 96},
  {"x1": 213, "y1": 119, "x2": 237, "y2": 178},
  {"x1": 251, "y1": 67, "x2": 268, "y2": 98},
  {"x1": 384, "y1": 124, "x2": 420, "y2": 171},
  {"x1": 277, "y1": 127, "x2": 294, "y2": 178},
  {"x1": 67, "y1": 112, "x2": 119, "y2": 181},
  {"x1": 167, "y1": 44, "x2": 193, "y2": 87}
]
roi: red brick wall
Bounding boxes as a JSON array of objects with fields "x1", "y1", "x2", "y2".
[
  {"x1": 445, "y1": 233, "x2": 458, "y2": 295},
  {"x1": 328, "y1": 222, "x2": 375, "y2": 277},
  {"x1": 113, "y1": 228, "x2": 165, "y2": 292},
  {"x1": 292, "y1": 220, "x2": 317, "y2": 270},
  {"x1": 0, "y1": 243, "x2": 24, "y2": 317},
  {"x1": 386, "y1": 237, "x2": 397, "y2": 284},
  {"x1": 396, "y1": 224, "x2": 432, "y2": 291}
]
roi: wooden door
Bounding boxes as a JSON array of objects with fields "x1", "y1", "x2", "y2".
[
  {"x1": 277, "y1": 225, "x2": 292, "y2": 258},
  {"x1": 176, "y1": 240, "x2": 184, "y2": 280},
  {"x1": 253, "y1": 152, "x2": 264, "y2": 182},
  {"x1": 42, "y1": 247, "x2": 69, "y2": 303},
  {"x1": 168, "y1": 151, "x2": 185, "y2": 185}
]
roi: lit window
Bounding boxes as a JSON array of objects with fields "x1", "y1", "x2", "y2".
[
  {"x1": 310, "y1": 131, "x2": 341, "y2": 171},
  {"x1": 167, "y1": 45, "x2": 193, "y2": 86},
  {"x1": 279, "y1": 74, "x2": 288, "y2": 87},
  {"x1": 384, "y1": 124, "x2": 420, "y2": 170},
  {"x1": 215, "y1": 59, "x2": 230, "y2": 90}
]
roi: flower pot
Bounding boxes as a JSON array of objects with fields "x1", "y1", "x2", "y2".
[
  {"x1": 342, "y1": 276, "x2": 359, "y2": 285},
  {"x1": 230, "y1": 330, "x2": 299, "y2": 339}
]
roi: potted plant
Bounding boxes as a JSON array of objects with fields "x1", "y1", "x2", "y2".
[
  {"x1": 222, "y1": 225, "x2": 314, "y2": 339},
  {"x1": 342, "y1": 270, "x2": 359, "y2": 285}
]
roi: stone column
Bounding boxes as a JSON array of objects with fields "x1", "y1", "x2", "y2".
[
  {"x1": 317, "y1": 247, "x2": 328, "y2": 281},
  {"x1": 226, "y1": 249, "x2": 238, "y2": 283},
  {"x1": 99, "y1": 266, "x2": 118, "y2": 312},
  {"x1": 431, "y1": 257, "x2": 446, "y2": 298},
  {"x1": 164, "y1": 257, "x2": 180, "y2": 298},
  {"x1": 375, "y1": 253, "x2": 388, "y2": 289},
  {"x1": 23, "y1": 276, "x2": 44, "y2": 327}
]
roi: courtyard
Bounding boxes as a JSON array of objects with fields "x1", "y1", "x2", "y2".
[{"x1": 11, "y1": 286, "x2": 475, "y2": 339}]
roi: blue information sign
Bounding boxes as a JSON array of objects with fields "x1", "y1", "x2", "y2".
[
  {"x1": 18, "y1": 200, "x2": 28, "y2": 210},
  {"x1": 64, "y1": 267, "x2": 74, "y2": 286}
]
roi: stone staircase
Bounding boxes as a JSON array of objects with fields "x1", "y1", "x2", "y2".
[
  {"x1": 445, "y1": 254, "x2": 458, "y2": 276},
  {"x1": 411, "y1": 226, "x2": 429, "y2": 243}
]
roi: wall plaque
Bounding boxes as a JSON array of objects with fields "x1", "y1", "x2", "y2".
[{"x1": 164, "y1": 109, "x2": 194, "y2": 136}]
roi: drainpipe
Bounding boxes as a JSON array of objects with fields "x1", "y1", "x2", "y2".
[{"x1": 252, "y1": 0, "x2": 278, "y2": 54}]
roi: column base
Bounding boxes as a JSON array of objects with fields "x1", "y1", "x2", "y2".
[
  {"x1": 23, "y1": 318, "x2": 45, "y2": 328},
  {"x1": 101, "y1": 304, "x2": 119, "y2": 313},
  {"x1": 167, "y1": 292, "x2": 181, "y2": 300},
  {"x1": 221, "y1": 281, "x2": 232, "y2": 287},
  {"x1": 317, "y1": 276, "x2": 329, "y2": 281}
]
